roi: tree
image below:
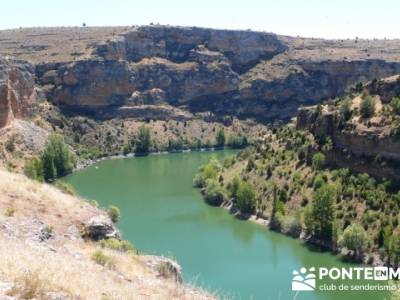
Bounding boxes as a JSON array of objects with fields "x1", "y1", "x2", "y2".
[
  {"x1": 193, "y1": 156, "x2": 221, "y2": 188},
  {"x1": 228, "y1": 175, "x2": 241, "y2": 199},
  {"x1": 216, "y1": 128, "x2": 226, "y2": 148},
  {"x1": 107, "y1": 205, "x2": 121, "y2": 223},
  {"x1": 360, "y1": 95, "x2": 376, "y2": 118},
  {"x1": 24, "y1": 158, "x2": 44, "y2": 182},
  {"x1": 203, "y1": 179, "x2": 226, "y2": 206},
  {"x1": 236, "y1": 181, "x2": 256, "y2": 214},
  {"x1": 270, "y1": 185, "x2": 285, "y2": 229},
  {"x1": 134, "y1": 126, "x2": 151, "y2": 154},
  {"x1": 312, "y1": 152, "x2": 326, "y2": 170},
  {"x1": 339, "y1": 224, "x2": 369, "y2": 259},
  {"x1": 41, "y1": 134, "x2": 75, "y2": 181},
  {"x1": 310, "y1": 184, "x2": 336, "y2": 241},
  {"x1": 339, "y1": 97, "x2": 353, "y2": 121},
  {"x1": 390, "y1": 97, "x2": 400, "y2": 115}
]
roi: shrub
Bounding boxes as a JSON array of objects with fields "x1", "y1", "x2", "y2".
[
  {"x1": 236, "y1": 181, "x2": 256, "y2": 214},
  {"x1": 42, "y1": 134, "x2": 76, "y2": 181},
  {"x1": 309, "y1": 184, "x2": 336, "y2": 241},
  {"x1": 228, "y1": 176, "x2": 241, "y2": 199},
  {"x1": 24, "y1": 158, "x2": 44, "y2": 182},
  {"x1": 107, "y1": 205, "x2": 121, "y2": 223},
  {"x1": 122, "y1": 144, "x2": 132, "y2": 155},
  {"x1": 227, "y1": 135, "x2": 249, "y2": 149},
  {"x1": 91, "y1": 249, "x2": 113, "y2": 267},
  {"x1": 339, "y1": 97, "x2": 353, "y2": 121},
  {"x1": 312, "y1": 152, "x2": 326, "y2": 170},
  {"x1": 284, "y1": 214, "x2": 302, "y2": 237},
  {"x1": 216, "y1": 128, "x2": 226, "y2": 147},
  {"x1": 360, "y1": 95, "x2": 376, "y2": 118},
  {"x1": 5, "y1": 207, "x2": 15, "y2": 217},
  {"x1": 203, "y1": 179, "x2": 227, "y2": 206},
  {"x1": 339, "y1": 224, "x2": 370, "y2": 259},
  {"x1": 390, "y1": 97, "x2": 400, "y2": 115},
  {"x1": 5, "y1": 137, "x2": 16, "y2": 152},
  {"x1": 134, "y1": 126, "x2": 151, "y2": 154},
  {"x1": 193, "y1": 157, "x2": 221, "y2": 188}
]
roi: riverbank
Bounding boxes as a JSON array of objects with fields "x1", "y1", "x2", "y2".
[{"x1": 75, "y1": 147, "x2": 239, "y2": 171}]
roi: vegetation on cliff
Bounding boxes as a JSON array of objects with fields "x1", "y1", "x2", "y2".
[{"x1": 194, "y1": 118, "x2": 400, "y2": 264}]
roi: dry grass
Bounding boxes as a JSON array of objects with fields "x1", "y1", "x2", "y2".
[
  {"x1": 0, "y1": 169, "x2": 215, "y2": 299},
  {"x1": 0, "y1": 168, "x2": 100, "y2": 234}
]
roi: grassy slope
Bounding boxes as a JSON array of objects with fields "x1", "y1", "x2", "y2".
[{"x1": 0, "y1": 169, "x2": 214, "y2": 299}]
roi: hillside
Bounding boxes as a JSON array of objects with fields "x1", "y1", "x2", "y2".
[
  {"x1": 0, "y1": 168, "x2": 214, "y2": 299},
  {"x1": 193, "y1": 74, "x2": 400, "y2": 266}
]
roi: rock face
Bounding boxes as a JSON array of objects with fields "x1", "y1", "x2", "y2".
[
  {"x1": 33, "y1": 25, "x2": 400, "y2": 122},
  {"x1": 84, "y1": 215, "x2": 120, "y2": 240},
  {"x1": 2, "y1": 25, "x2": 400, "y2": 123},
  {"x1": 0, "y1": 59, "x2": 37, "y2": 127},
  {"x1": 297, "y1": 94, "x2": 400, "y2": 181}
]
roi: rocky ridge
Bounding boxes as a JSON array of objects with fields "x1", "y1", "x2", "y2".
[{"x1": 2, "y1": 25, "x2": 400, "y2": 124}]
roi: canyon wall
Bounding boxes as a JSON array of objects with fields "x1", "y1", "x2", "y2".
[
  {"x1": 0, "y1": 59, "x2": 37, "y2": 127},
  {"x1": 2, "y1": 26, "x2": 400, "y2": 124}
]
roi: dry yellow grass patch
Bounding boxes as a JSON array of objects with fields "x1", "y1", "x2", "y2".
[
  {"x1": 0, "y1": 169, "x2": 214, "y2": 299},
  {"x1": 0, "y1": 169, "x2": 100, "y2": 234}
]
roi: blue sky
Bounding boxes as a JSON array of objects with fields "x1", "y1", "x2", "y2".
[{"x1": 2, "y1": 0, "x2": 399, "y2": 39}]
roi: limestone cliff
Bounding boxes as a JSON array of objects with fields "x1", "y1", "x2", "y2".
[
  {"x1": 0, "y1": 59, "x2": 37, "y2": 127},
  {"x1": 3, "y1": 25, "x2": 400, "y2": 123},
  {"x1": 296, "y1": 75, "x2": 400, "y2": 180}
]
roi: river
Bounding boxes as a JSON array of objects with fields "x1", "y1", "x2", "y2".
[{"x1": 63, "y1": 151, "x2": 389, "y2": 300}]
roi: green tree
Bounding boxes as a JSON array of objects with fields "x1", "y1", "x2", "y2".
[
  {"x1": 236, "y1": 181, "x2": 256, "y2": 214},
  {"x1": 390, "y1": 230, "x2": 400, "y2": 267},
  {"x1": 228, "y1": 175, "x2": 241, "y2": 199},
  {"x1": 107, "y1": 205, "x2": 121, "y2": 223},
  {"x1": 390, "y1": 97, "x2": 400, "y2": 115},
  {"x1": 203, "y1": 179, "x2": 227, "y2": 206},
  {"x1": 310, "y1": 184, "x2": 336, "y2": 241},
  {"x1": 270, "y1": 185, "x2": 285, "y2": 229},
  {"x1": 216, "y1": 128, "x2": 226, "y2": 148},
  {"x1": 193, "y1": 156, "x2": 221, "y2": 188},
  {"x1": 41, "y1": 134, "x2": 75, "y2": 181},
  {"x1": 339, "y1": 224, "x2": 369, "y2": 259},
  {"x1": 339, "y1": 97, "x2": 353, "y2": 121},
  {"x1": 24, "y1": 158, "x2": 44, "y2": 182},
  {"x1": 312, "y1": 152, "x2": 326, "y2": 170},
  {"x1": 360, "y1": 95, "x2": 376, "y2": 118},
  {"x1": 134, "y1": 126, "x2": 151, "y2": 154}
]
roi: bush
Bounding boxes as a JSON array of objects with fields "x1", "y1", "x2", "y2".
[
  {"x1": 107, "y1": 205, "x2": 121, "y2": 223},
  {"x1": 122, "y1": 144, "x2": 132, "y2": 155},
  {"x1": 312, "y1": 152, "x2": 326, "y2": 170},
  {"x1": 309, "y1": 184, "x2": 336, "y2": 241},
  {"x1": 216, "y1": 128, "x2": 226, "y2": 147},
  {"x1": 203, "y1": 179, "x2": 227, "y2": 206},
  {"x1": 339, "y1": 97, "x2": 353, "y2": 121},
  {"x1": 390, "y1": 97, "x2": 400, "y2": 115},
  {"x1": 24, "y1": 158, "x2": 44, "y2": 182},
  {"x1": 134, "y1": 126, "x2": 151, "y2": 154},
  {"x1": 193, "y1": 156, "x2": 221, "y2": 188},
  {"x1": 236, "y1": 181, "x2": 256, "y2": 214},
  {"x1": 360, "y1": 95, "x2": 376, "y2": 118},
  {"x1": 42, "y1": 134, "x2": 76, "y2": 181},
  {"x1": 227, "y1": 135, "x2": 248, "y2": 149},
  {"x1": 91, "y1": 249, "x2": 113, "y2": 267},
  {"x1": 339, "y1": 224, "x2": 370, "y2": 259}
]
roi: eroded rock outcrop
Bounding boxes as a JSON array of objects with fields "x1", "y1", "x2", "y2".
[
  {"x1": 0, "y1": 59, "x2": 37, "y2": 127},
  {"x1": 32, "y1": 25, "x2": 400, "y2": 122}
]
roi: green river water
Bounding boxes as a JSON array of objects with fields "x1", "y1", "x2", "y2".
[{"x1": 63, "y1": 151, "x2": 392, "y2": 300}]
